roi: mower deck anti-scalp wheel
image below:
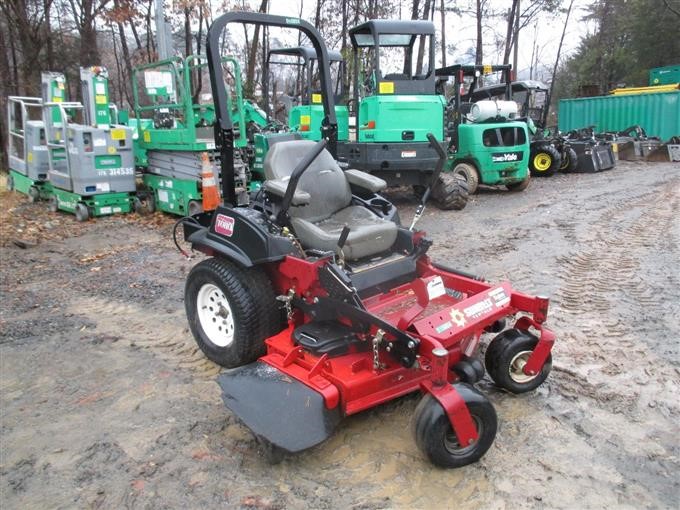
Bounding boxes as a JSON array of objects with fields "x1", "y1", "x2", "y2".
[
  {"x1": 559, "y1": 147, "x2": 578, "y2": 173},
  {"x1": 185, "y1": 257, "x2": 282, "y2": 368},
  {"x1": 28, "y1": 185, "x2": 40, "y2": 202},
  {"x1": 412, "y1": 383, "x2": 497, "y2": 468},
  {"x1": 432, "y1": 173, "x2": 469, "y2": 210},
  {"x1": 506, "y1": 173, "x2": 530, "y2": 191},
  {"x1": 485, "y1": 328, "x2": 552, "y2": 393},
  {"x1": 529, "y1": 145, "x2": 561, "y2": 177},
  {"x1": 451, "y1": 162, "x2": 479, "y2": 195}
]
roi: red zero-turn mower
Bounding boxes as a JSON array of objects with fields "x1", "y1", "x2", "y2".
[{"x1": 179, "y1": 12, "x2": 555, "y2": 468}]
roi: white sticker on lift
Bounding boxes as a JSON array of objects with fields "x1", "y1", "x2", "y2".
[
  {"x1": 100, "y1": 206, "x2": 112, "y2": 214},
  {"x1": 158, "y1": 190, "x2": 169, "y2": 203},
  {"x1": 93, "y1": 137, "x2": 106, "y2": 147},
  {"x1": 427, "y1": 276, "x2": 446, "y2": 300},
  {"x1": 96, "y1": 182, "x2": 110, "y2": 192},
  {"x1": 401, "y1": 150, "x2": 417, "y2": 158}
]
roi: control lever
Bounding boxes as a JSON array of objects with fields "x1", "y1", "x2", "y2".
[
  {"x1": 410, "y1": 133, "x2": 447, "y2": 231},
  {"x1": 336, "y1": 225, "x2": 351, "y2": 266}
]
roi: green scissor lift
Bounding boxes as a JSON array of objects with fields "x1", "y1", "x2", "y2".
[
  {"x1": 133, "y1": 55, "x2": 266, "y2": 215},
  {"x1": 42, "y1": 67, "x2": 137, "y2": 221}
]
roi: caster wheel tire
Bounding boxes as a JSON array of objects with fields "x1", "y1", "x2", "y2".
[
  {"x1": 48, "y1": 196, "x2": 58, "y2": 213},
  {"x1": 6, "y1": 175, "x2": 14, "y2": 191},
  {"x1": 432, "y1": 173, "x2": 469, "y2": 210},
  {"x1": 74, "y1": 203, "x2": 90, "y2": 222},
  {"x1": 188, "y1": 199, "x2": 203, "y2": 216},
  {"x1": 529, "y1": 145, "x2": 561, "y2": 177},
  {"x1": 485, "y1": 328, "x2": 552, "y2": 393},
  {"x1": 413, "y1": 383, "x2": 497, "y2": 468},
  {"x1": 559, "y1": 147, "x2": 578, "y2": 173},
  {"x1": 452, "y1": 162, "x2": 479, "y2": 195},
  {"x1": 185, "y1": 257, "x2": 283, "y2": 368},
  {"x1": 28, "y1": 185, "x2": 40, "y2": 202},
  {"x1": 506, "y1": 174, "x2": 530, "y2": 191},
  {"x1": 134, "y1": 195, "x2": 155, "y2": 214}
]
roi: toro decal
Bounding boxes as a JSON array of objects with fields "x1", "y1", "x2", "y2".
[{"x1": 214, "y1": 214, "x2": 235, "y2": 237}]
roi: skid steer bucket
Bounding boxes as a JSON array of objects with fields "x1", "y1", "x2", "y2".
[{"x1": 217, "y1": 362, "x2": 341, "y2": 452}]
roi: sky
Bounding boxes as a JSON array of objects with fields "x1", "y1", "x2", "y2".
[{"x1": 261, "y1": 0, "x2": 594, "y2": 80}]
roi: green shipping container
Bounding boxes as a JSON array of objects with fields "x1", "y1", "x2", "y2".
[
  {"x1": 649, "y1": 65, "x2": 680, "y2": 86},
  {"x1": 558, "y1": 91, "x2": 680, "y2": 141}
]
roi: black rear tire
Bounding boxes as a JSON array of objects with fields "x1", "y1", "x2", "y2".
[
  {"x1": 413, "y1": 384, "x2": 497, "y2": 468},
  {"x1": 432, "y1": 173, "x2": 468, "y2": 210},
  {"x1": 529, "y1": 145, "x2": 561, "y2": 177},
  {"x1": 506, "y1": 173, "x2": 530, "y2": 191},
  {"x1": 185, "y1": 257, "x2": 283, "y2": 368},
  {"x1": 452, "y1": 162, "x2": 479, "y2": 195},
  {"x1": 559, "y1": 147, "x2": 578, "y2": 173},
  {"x1": 485, "y1": 329, "x2": 552, "y2": 393}
]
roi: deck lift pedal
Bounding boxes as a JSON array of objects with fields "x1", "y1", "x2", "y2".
[
  {"x1": 42, "y1": 68, "x2": 136, "y2": 221},
  {"x1": 178, "y1": 11, "x2": 556, "y2": 468}
]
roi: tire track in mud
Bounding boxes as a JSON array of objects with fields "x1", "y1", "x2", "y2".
[{"x1": 68, "y1": 297, "x2": 221, "y2": 379}]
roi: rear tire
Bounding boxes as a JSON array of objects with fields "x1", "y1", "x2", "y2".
[
  {"x1": 529, "y1": 145, "x2": 561, "y2": 177},
  {"x1": 48, "y1": 195, "x2": 58, "y2": 213},
  {"x1": 506, "y1": 173, "x2": 530, "y2": 191},
  {"x1": 185, "y1": 257, "x2": 283, "y2": 368},
  {"x1": 452, "y1": 162, "x2": 479, "y2": 195},
  {"x1": 432, "y1": 173, "x2": 468, "y2": 210},
  {"x1": 413, "y1": 384, "x2": 497, "y2": 468},
  {"x1": 74, "y1": 203, "x2": 90, "y2": 222},
  {"x1": 28, "y1": 185, "x2": 40, "y2": 202},
  {"x1": 559, "y1": 147, "x2": 578, "y2": 173}
]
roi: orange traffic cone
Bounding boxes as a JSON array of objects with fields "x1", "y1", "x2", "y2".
[{"x1": 200, "y1": 152, "x2": 220, "y2": 212}]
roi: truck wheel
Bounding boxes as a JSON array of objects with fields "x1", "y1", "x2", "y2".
[
  {"x1": 74, "y1": 203, "x2": 90, "y2": 222},
  {"x1": 559, "y1": 147, "x2": 578, "y2": 173},
  {"x1": 185, "y1": 257, "x2": 283, "y2": 368},
  {"x1": 432, "y1": 173, "x2": 468, "y2": 210},
  {"x1": 452, "y1": 162, "x2": 479, "y2": 195},
  {"x1": 413, "y1": 384, "x2": 497, "y2": 468},
  {"x1": 506, "y1": 173, "x2": 530, "y2": 191},
  {"x1": 485, "y1": 329, "x2": 552, "y2": 393},
  {"x1": 28, "y1": 185, "x2": 40, "y2": 202},
  {"x1": 529, "y1": 145, "x2": 560, "y2": 177}
]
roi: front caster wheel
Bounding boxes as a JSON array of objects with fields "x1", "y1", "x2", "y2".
[
  {"x1": 48, "y1": 195, "x2": 58, "y2": 213},
  {"x1": 74, "y1": 203, "x2": 90, "y2": 222},
  {"x1": 28, "y1": 185, "x2": 40, "y2": 202},
  {"x1": 412, "y1": 383, "x2": 497, "y2": 468},
  {"x1": 185, "y1": 257, "x2": 283, "y2": 368},
  {"x1": 485, "y1": 328, "x2": 552, "y2": 393}
]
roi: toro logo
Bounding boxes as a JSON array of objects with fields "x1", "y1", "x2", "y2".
[{"x1": 214, "y1": 214, "x2": 235, "y2": 237}]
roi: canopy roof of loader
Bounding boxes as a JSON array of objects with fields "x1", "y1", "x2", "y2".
[{"x1": 350, "y1": 20, "x2": 435, "y2": 47}]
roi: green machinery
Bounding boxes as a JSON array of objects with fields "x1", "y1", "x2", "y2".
[
  {"x1": 263, "y1": 46, "x2": 349, "y2": 141},
  {"x1": 42, "y1": 67, "x2": 137, "y2": 221},
  {"x1": 7, "y1": 95, "x2": 53, "y2": 200},
  {"x1": 132, "y1": 55, "x2": 266, "y2": 215},
  {"x1": 435, "y1": 64, "x2": 531, "y2": 192},
  {"x1": 336, "y1": 20, "x2": 466, "y2": 209}
]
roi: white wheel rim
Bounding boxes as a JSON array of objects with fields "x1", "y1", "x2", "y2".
[
  {"x1": 508, "y1": 350, "x2": 538, "y2": 383},
  {"x1": 197, "y1": 283, "x2": 235, "y2": 347}
]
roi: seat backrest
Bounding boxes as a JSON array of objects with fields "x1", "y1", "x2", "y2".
[{"x1": 263, "y1": 140, "x2": 352, "y2": 222}]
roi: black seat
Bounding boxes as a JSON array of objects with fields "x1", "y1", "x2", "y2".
[{"x1": 263, "y1": 140, "x2": 397, "y2": 260}]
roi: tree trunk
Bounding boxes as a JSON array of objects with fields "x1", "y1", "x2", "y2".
[
  {"x1": 503, "y1": 0, "x2": 519, "y2": 65},
  {"x1": 314, "y1": 0, "x2": 323, "y2": 29},
  {"x1": 475, "y1": 0, "x2": 483, "y2": 65},
  {"x1": 440, "y1": 0, "x2": 446, "y2": 67},
  {"x1": 245, "y1": 0, "x2": 267, "y2": 99},
  {"x1": 512, "y1": 0, "x2": 520, "y2": 73},
  {"x1": 416, "y1": 0, "x2": 432, "y2": 74},
  {"x1": 44, "y1": 0, "x2": 54, "y2": 69},
  {"x1": 548, "y1": 0, "x2": 575, "y2": 125}
]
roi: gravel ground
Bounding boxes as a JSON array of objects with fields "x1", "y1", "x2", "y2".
[{"x1": 1, "y1": 161, "x2": 679, "y2": 509}]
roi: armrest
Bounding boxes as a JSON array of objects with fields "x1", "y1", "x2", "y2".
[
  {"x1": 344, "y1": 169, "x2": 387, "y2": 192},
  {"x1": 263, "y1": 179, "x2": 311, "y2": 206}
]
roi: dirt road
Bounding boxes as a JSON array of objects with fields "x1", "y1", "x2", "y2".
[{"x1": 1, "y1": 161, "x2": 679, "y2": 509}]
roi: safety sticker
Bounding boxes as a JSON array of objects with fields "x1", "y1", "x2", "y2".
[{"x1": 426, "y1": 276, "x2": 446, "y2": 300}]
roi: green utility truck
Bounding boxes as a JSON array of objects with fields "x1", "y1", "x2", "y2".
[
  {"x1": 41, "y1": 68, "x2": 137, "y2": 221},
  {"x1": 263, "y1": 46, "x2": 349, "y2": 141},
  {"x1": 132, "y1": 55, "x2": 266, "y2": 215},
  {"x1": 435, "y1": 64, "x2": 531, "y2": 191},
  {"x1": 336, "y1": 19, "x2": 467, "y2": 210}
]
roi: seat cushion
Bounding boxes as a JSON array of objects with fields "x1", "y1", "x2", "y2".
[{"x1": 290, "y1": 206, "x2": 398, "y2": 260}]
